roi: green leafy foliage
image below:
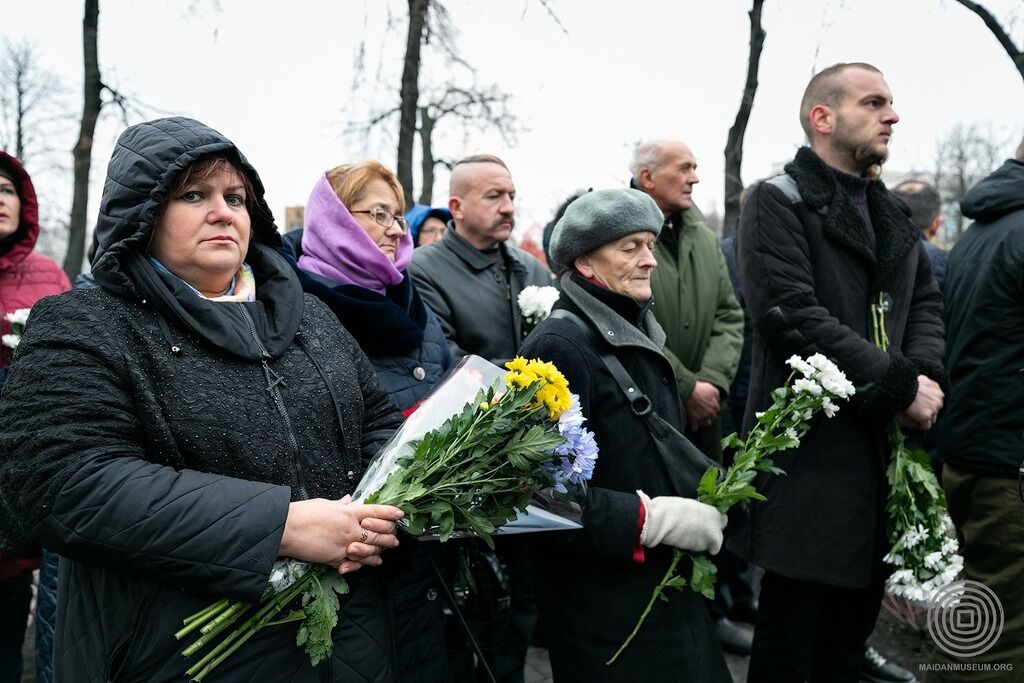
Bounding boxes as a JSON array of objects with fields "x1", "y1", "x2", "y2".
[
  {"x1": 689, "y1": 556, "x2": 718, "y2": 601},
  {"x1": 297, "y1": 570, "x2": 350, "y2": 667}
]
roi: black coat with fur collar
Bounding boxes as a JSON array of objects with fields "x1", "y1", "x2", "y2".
[{"x1": 732, "y1": 147, "x2": 945, "y2": 587}]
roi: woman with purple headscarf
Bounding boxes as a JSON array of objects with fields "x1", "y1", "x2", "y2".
[{"x1": 280, "y1": 161, "x2": 452, "y2": 683}]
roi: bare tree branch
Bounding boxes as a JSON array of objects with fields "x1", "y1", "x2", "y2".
[
  {"x1": 397, "y1": 0, "x2": 429, "y2": 207},
  {"x1": 0, "y1": 39, "x2": 70, "y2": 166},
  {"x1": 953, "y1": 0, "x2": 1024, "y2": 84},
  {"x1": 932, "y1": 122, "x2": 1006, "y2": 239},
  {"x1": 520, "y1": 0, "x2": 569, "y2": 35},
  {"x1": 723, "y1": 0, "x2": 766, "y2": 238}
]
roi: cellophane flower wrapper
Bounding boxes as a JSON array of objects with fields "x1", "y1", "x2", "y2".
[
  {"x1": 270, "y1": 355, "x2": 586, "y2": 591},
  {"x1": 353, "y1": 354, "x2": 587, "y2": 534}
]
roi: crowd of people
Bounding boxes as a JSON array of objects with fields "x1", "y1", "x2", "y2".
[{"x1": 0, "y1": 60, "x2": 1021, "y2": 683}]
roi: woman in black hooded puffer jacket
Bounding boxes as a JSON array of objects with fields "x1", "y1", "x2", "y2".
[{"x1": 0, "y1": 117, "x2": 406, "y2": 683}]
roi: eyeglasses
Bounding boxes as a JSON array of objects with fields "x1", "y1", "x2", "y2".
[{"x1": 351, "y1": 207, "x2": 409, "y2": 233}]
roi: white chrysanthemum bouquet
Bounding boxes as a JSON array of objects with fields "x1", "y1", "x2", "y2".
[
  {"x1": 871, "y1": 294, "x2": 962, "y2": 604},
  {"x1": 518, "y1": 285, "x2": 560, "y2": 337},
  {"x1": 609, "y1": 353, "x2": 855, "y2": 665}
]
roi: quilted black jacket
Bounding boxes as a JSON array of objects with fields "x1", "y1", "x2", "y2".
[{"x1": 0, "y1": 118, "x2": 403, "y2": 683}]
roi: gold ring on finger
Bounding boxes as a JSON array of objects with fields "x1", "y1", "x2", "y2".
[{"x1": 360, "y1": 529, "x2": 369, "y2": 543}]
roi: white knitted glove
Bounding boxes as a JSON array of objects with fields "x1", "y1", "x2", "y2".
[{"x1": 637, "y1": 490, "x2": 727, "y2": 554}]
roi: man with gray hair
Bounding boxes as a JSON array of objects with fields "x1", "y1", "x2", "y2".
[
  {"x1": 892, "y1": 179, "x2": 948, "y2": 290},
  {"x1": 629, "y1": 140, "x2": 743, "y2": 462},
  {"x1": 630, "y1": 139, "x2": 749, "y2": 653},
  {"x1": 930, "y1": 138, "x2": 1024, "y2": 680}
]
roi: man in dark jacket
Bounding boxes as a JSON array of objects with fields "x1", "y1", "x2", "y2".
[
  {"x1": 930, "y1": 140, "x2": 1024, "y2": 680},
  {"x1": 892, "y1": 179, "x2": 948, "y2": 291},
  {"x1": 410, "y1": 154, "x2": 551, "y2": 683},
  {"x1": 410, "y1": 154, "x2": 551, "y2": 366},
  {"x1": 736, "y1": 62, "x2": 946, "y2": 683}
]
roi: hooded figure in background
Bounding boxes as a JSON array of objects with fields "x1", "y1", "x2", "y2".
[
  {"x1": 0, "y1": 118, "x2": 406, "y2": 683},
  {"x1": 0, "y1": 152, "x2": 71, "y2": 683}
]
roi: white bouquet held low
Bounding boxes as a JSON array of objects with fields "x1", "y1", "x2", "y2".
[{"x1": 871, "y1": 294, "x2": 962, "y2": 604}]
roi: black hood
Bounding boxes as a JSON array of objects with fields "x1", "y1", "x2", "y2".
[
  {"x1": 91, "y1": 117, "x2": 302, "y2": 360},
  {"x1": 960, "y1": 159, "x2": 1024, "y2": 224}
]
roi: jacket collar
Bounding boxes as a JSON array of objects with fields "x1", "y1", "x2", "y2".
[
  {"x1": 441, "y1": 221, "x2": 526, "y2": 273},
  {"x1": 785, "y1": 146, "x2": 920, "y2": 292},
  {"x1": 559, "y1": 273, "x2": 666, "y2": 355}
]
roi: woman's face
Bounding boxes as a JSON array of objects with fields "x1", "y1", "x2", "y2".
[
  {"x1": 150, "y1": 165, "x2": 251, "y2": 296},
  {"x1": 349, "y1": 178, "x2": 405, "y2": 262},
  {"x1": 0, "y1": 176, "x2": 21, "y2": 238},
  {"x1": 417, "y1": 216, "x2": 447, "y2": 246},
  {"x1": 575, "y1": 231, "x2": 658, "y2": 302}
]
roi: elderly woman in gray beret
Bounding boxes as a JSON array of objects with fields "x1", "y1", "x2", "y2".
[{"x1": 521, "y1": 189, "x2": 730, "y2": 683}]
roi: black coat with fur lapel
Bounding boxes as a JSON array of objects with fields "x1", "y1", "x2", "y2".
[{"x1": 731, "y1": 146, "x2": 946, "y2": 588}]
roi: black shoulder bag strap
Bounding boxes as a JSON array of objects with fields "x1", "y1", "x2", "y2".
[{"x1": 548, "y1": 309, "x2": 720, "y2": 497}]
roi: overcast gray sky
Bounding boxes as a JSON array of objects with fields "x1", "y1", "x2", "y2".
[{"x1": 3, "y1": 0, "x2": 1022, "y2": 261}]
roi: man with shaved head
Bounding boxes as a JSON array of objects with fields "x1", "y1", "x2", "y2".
[
  {"x1": 409, "y1": 154, "x2": 549, "y2": 683},
  {"x1": 735, "y1": 63, "x2": 946, "y2": 682},
  {"x1": 411, "y1": 154, "x2": 550, "y2": 365}
]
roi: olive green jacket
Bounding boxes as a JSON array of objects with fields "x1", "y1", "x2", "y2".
[{"x1": 650, "y1": 206, "x2": 744, "y2": 405}]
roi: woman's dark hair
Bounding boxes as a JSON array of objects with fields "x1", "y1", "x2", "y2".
[{"x1": 154, "y1": 156, "x2": 257, "y2": 228}]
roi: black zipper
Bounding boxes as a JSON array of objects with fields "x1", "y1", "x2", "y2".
[
  {"x1": 104, "y1": 595, "x2": 151, "y2": 683},
  {"x1": 238, "y1": 305, "x2": 310, "y2": 500}
]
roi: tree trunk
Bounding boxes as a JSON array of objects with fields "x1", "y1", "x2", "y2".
[
  {"x1": 954, "y1": 0, "x2": 1024, "y2": 85},
  {"x1": 418, "y1": 105, "x2": 435, "y2": 206},
  {"x1": 723, "y1": 0, "x2": 766, "y2": 238},
  {"x1": 64, "y1": 0, "x2": 102, "y2": 279},
  {"x1": 397, "y1": 0, "x2": 428, "y2": 208}
]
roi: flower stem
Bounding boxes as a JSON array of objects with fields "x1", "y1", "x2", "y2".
[
  {"x1": 606, "y1": 549, "x2": 683, "y2": 666},
  {"x1": 175, "y1": 598, "x2": 233, "y2": 641},
  {"x1": 182, "y1": 602, "x2": 251, "y2": 657},
  {"x1": 184, "y1": 570, "x2": 315, "y2": 678}
]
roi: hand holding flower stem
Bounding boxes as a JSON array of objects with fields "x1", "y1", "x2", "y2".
[{"x1": 608, "y1": 354, "x2": 854, "y2": 666}]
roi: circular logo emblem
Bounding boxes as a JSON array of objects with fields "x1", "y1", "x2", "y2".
[{"x1": 927, "y1": 580, "x2": 1004, "y2": 658}]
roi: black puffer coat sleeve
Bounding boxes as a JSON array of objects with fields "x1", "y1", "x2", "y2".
[
  {"x1": 739, "y1": 183, "x2": 918, "y2": 419},
  {"x1": 0, "y1": 297, "x2": 291, "y2": 603}
]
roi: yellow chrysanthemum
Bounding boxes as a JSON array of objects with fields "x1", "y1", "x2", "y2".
[
  {"x1": 503, "y1": 356, "x2": 572, "y2": 420},
  {"x1": 504, "y1": 357, "x2": 539, "y2": 390},
  {"x1": 523, "y1": 359, "x2": 571, "y2": 420},
  {"x1": 505, "y1": 357, "x2": 529, "y2": 373}
]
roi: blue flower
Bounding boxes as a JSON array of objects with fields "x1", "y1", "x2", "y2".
[{"x1": 544, "y1": 394, "x2": 599, "y2": 491}]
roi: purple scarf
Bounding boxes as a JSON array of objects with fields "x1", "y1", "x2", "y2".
[{"x1": 298, "y1": 174, "x2": 413, "y2": 294}]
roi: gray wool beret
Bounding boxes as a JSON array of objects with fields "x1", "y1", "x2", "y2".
[{"x1": 549, "y1": 189, "x2": 664, "y2": 269}]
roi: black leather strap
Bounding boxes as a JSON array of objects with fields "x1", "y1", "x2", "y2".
[
  {"x1": 549, "y1": 309, "x2": 656, "y2": 420},
  {"x1": 548, "y1": 308, "x2": 720, "y2": 496}
]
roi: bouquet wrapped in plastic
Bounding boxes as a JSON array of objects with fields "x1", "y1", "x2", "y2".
[{"x1": 176, "y1": 355, "x2": 598, "y2": 681}]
